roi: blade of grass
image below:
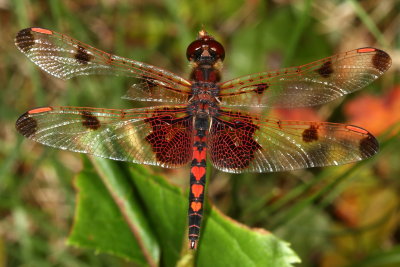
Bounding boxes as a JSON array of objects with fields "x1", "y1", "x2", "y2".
[
  {"x1": 346, "y1": 245, "x2": 400, "y2": 267},
  {"x1": 268, "y1": 157, "x2": 379, "y2": 230},
  {"x1": 282, "y1": 0, "x2": 314, "y2": 67},
  {"x1": 348, "y1": 0, "x2": 388, "y2": 47}
]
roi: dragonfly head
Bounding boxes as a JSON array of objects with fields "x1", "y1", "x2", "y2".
[{"x1": 186, "y1": 30, "x2": 225, "y2": 63}]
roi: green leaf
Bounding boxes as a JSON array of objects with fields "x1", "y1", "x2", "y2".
[
  {"x1": 126, "y1": 161, "x2": 187, "y2": 266},
  {"x1": 67, "y1": 160, "x2": 155, "y2": 266},
  {"x1": 68, "y1": 157, "x2": 299, "y2": 266},
  {"x1": 197, "y1": 208, "x2": 300, "y2": 267}
]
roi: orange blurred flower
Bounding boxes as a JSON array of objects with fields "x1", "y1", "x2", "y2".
[{"x1": 344, "y1": 86, "x2": 400, "y2": 136}]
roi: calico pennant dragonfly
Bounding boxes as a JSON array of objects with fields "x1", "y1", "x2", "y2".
[{"x1": 15, "y1": 27, "x2": 391, "y2": 250}]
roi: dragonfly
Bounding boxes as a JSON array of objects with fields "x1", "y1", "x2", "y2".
[{"x1": 15, "y1": 27, "x2": 391, "y2": 250}]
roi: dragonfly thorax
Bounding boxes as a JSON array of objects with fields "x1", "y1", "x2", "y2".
[
  {"x1": 187, "y1": 98, "x2": 219, "y2": 117},
  {"x1": 188, "y1": 80, "x2": 220, "y2": 117}
]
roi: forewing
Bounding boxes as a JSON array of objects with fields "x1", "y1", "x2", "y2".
[
  {"x1": 15, "y1": 27, "x2": 191, "y2": 103},
  {"x1": 16, "y1": 106, "x2": 193, "y2": 168},
  {"x1": 219, "y1": 48, "x2": 391, "y2": 108},
  {"x1": 209, "y1": 109, "x2": 378, "y2": 173}
]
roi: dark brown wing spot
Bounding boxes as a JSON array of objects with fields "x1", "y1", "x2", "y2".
[
  {"x1": 145, "y1": 79, "x2": 157, "y2": 88},
  {"x1": 372, "y1": 50, "x2": 391, "y2": 73},
  {"x1": 81, "y1": 111, "x2": 101, "y2": 130},
  {"x1": 277, "y1": 120, "x2": 282, "y2": 129},
  {"x1": 315, "y1": 60, "x2": 333, "y2": 78},
  {"x1": 253, "y1": 83, "x2": 269, "y2": 94},
  {"x1": 210, "y1": 114, "x2": 261, "y2": 170},
  {"x1": 75, "y1": 45, "x2": 93, "y2": 64},
  {"x1": 302, "y1": 125, "x2": 319, "y2": 143},
  {"x1": 15, "y1": 28, "x2": 35, "y2": 53},
  {"x1": 142, "y1": 77, "x2": 157, "y2": 92},
  {"x1": 144, "y1": 108, "x2": 192, "y2": 165},
  {"x1": 359, "y1": 134, "x2": 379, "y2": 157},
  {"x1": 16, "y1": 112, "x2": 37, "y2": 138}
]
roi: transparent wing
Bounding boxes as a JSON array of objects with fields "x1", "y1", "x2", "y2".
[
  {"x1": 209, "y1": 109, "x2": 378, "y2": 173},
  {"x1": 16, "y1": 105, "x2": 193, "y2": 168},
  {"x1": 15, "y1": 27, "x2": 192, "y2": 103},
  {"x1": 218, "y1": 48, "x2": 391, "y2": 108}
]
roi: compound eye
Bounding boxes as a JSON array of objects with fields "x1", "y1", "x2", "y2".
[
  {"x1": 208, "y1": 40, "x2": 225, "y2": 61},
  {"x1": 186, "y1": 40, "x2": 203, "y2": 61}
]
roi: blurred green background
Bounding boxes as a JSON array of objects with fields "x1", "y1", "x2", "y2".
[{"x1": 1, "y1": 0, "x2": 399, "y2": 266}]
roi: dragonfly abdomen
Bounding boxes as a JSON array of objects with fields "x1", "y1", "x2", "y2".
[{"x1": 188, "y1": 116, "x2": 208, "y2": 249}]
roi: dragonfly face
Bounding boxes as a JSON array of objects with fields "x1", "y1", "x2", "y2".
[
  {"x1": 15, "y1": 27, "x2": 391, "y2": 250},
  {"x1": 186, "y1": 29, "x2": 225, "y2": 63}
]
